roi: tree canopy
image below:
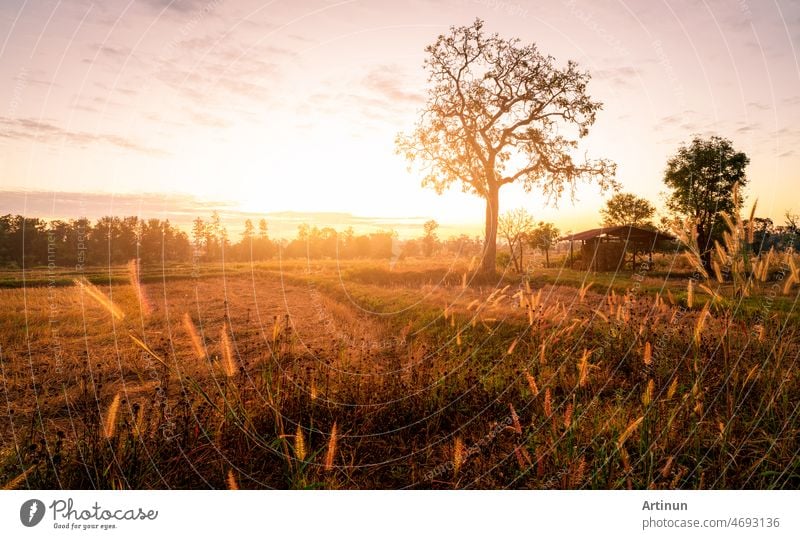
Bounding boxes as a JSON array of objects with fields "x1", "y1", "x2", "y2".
[
  {"x1": 600, "y1": 193, "x2": 655, "y2": 228},
  {"x1": 663, "y1": 135, "x2": 749, "y2": 269},
  {"x1": 397, "y1": 19, "x2": 616, "y2": 273}
]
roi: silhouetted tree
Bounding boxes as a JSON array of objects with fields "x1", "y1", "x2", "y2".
[
  {"x1": 600, "y1": 193, "x2": 655, "y2": 228},
  {"x1": 397, "y1": 19, "x2": 616, "y2": 274},
  {"x1": 664, "y1": 136, "x2": 749, "y2": 271},
  {"x1": 422, "y1": 219, "x2": 439, "y2": 257},
  {"x1": 527, "y1": 221, "x2": 560, "y2": 268},
  {"x1": 498, "y1": 208, "x2": 534, "y2": 273}
]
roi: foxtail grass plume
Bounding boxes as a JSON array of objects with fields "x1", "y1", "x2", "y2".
[
  {"x1": 617, "y1": 416, "x2": 644, "y2": 448},
  {"x1": 294, "y1": 425, "x2": 307, "y2": 461},
  {"x1": 453, "y1": 437, "x2": 464, "y2": 476},
  {"x1": 127, "y1": 259, "x2": 152, "y2": 316},
  {"x1": 643, "y1": 342, "x2": 652, "y2": 366},
  {"x1": 747, "y1": 200, "x2": 758, "y2": 243},
  {"x1": 525, "y1": 372, "x2": 539, "y2": 396},
  {"x1": 506, "y1": 337, "x2": 519, "y2": 355},
  {"x1": 509, "y1": 403, "x2": 522, "y2": 434},
  {"x1": 74, "y1": 278, "x2": 125, "y2": 321},
  {"x1": 642, "y1": 379, "x2": 654, "y2": 407},
  {"x1": 712, "y1": 260, "x2": 723, "y2": 283},
  {"x1": 103, "y1": 393, "x2": 121, "y2": 439},
  {"x1": 578, "y1": 281, "x2": 593, "y2": 302},
  {"x1": 563, "y1": 402, "x2": 574, "y2": 429},
  {"x1": 182, "y1": 313, "x2": 206, "y2": 360},
  {"x1": 571, "y1": 456, "x2": 586, "y2": 487},
  {"x1": 226, "y1": 469, "x2": 239, "y2": 490},
  {"x1": 221, "y1": 323, "x2": 238, "y2": 377},
  {"x1": 129, "y1": 332, "x2": 170, "y2": 369},
  {"x1": 2, "y1": 465, "x2": 36, "y2": 490},
  {"x1": 667, "y1": 377, "x2": 679, "y2": 400},
  {"x1": 693, "y1": 303, "x2": 710, "y2": 346},
  {"x1": 543, "y1": 387, "x2": 552, "y2": 417},
  {"x1": 687, "y1": 279, "x2": 694, "y2": 308},
  {"x1": 324, "y1": 422, "x2": 338, "y2": 471},
  {"x1": 577, "y1": 349, "x2": 590, "y2": 388}
]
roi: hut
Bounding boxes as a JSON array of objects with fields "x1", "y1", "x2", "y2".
[{"x1": 560, "y1": 226, "x2": 676, "y2": 271}]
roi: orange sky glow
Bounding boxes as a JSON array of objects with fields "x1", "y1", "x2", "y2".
[{"x1": 0, "y1": 0, "x2": 798, "y2": 238}]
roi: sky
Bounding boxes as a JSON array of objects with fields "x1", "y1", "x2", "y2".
[{"x1": 0, "y1": 0, "x2": 798, "y2": 238}]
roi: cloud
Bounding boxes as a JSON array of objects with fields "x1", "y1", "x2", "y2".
[
  {"x1": 303, "y1": 64, "x2": 424, "y2": 124},
  {"x1": 0, "y1": 190, "x2": 235, "y2": 225},
  {"x1": 140, "y1": 0, "x2": 216, "y2": 13},
  {"x1": 592, "y1": 66, "x2": 641, "y2": 89},
  {"x1": 654, "y1": 111, "x2": 697, "y2": 132},
  {"x1": 362, "y1": 65, "x2": 425, "y2": 104},
  {"x1": 747, "y1": 101, "x2": 772, "y2": 111},
  {"x1": 0, "y1": 117, "x2": 169, "y2": 156},
  {"x1": 189, "y1": 110, "x2": 231, "y2": 128},
  {"x1": 152, "y1": 36, "x2": 282, "y2": 105}
]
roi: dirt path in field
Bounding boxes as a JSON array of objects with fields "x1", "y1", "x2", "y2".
[{"x1": 0, "y1": 272, "x2": 398, "y2": 439}]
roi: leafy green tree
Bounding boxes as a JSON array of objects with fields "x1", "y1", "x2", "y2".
[
  {"x1": 527, "y1": 221, "x2": 560, "y2": 268},
  {"x1": 600, "y1": 193, "x2": 655, "y2": 228},
  {"x1": 663, "y1": 136, "x2": 749, "y2": 271},
  {"x1": 422, "y1": 219, "x2": 439, "y2": 257}
]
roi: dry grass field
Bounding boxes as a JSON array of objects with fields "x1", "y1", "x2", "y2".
[{"x1": 0, "y1": 243, "x2": 798, "y2": 489}]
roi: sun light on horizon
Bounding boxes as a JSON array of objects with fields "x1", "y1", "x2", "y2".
[{"x1": 0, "y1": 0, "x2": 798, "y2": 235}]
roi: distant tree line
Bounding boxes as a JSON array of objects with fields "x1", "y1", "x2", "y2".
[
  {"x1": 0, "y1": 214, "x2": 192, "y2": 268},
  {"x1": 0, "y1": 212, "x2": 487, "y2": 268}
]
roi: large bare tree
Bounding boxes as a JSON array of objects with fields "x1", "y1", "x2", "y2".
[{"x1": 396, "y1": 19, "x2": 617, "y2": 274}]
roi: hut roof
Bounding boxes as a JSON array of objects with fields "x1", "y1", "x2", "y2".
[{"x1": 559, "y1": 225, "x2": 676, "y2": 243}]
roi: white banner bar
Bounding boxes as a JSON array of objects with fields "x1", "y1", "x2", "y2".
[{"x1": 2, "y1": 490, "x2": 797, "y2": 538}]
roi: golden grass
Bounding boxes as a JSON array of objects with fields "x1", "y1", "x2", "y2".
[
  {"x1": 102, "y1": 393, "x2": 121, "y2": 439},
  {"x1": 220, "y1": 323, "x2": 238, "y2": 377},
  {"x1": 182, "y1": 313, "x2": 206, "y2": 360},
  {"x1": 324, "y1": 422, "x2": 338, "y2": 472}
]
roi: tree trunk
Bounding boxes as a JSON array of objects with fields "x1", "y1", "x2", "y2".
[
  {"x1": 696, "y1": 224, "x2": 712, "y2": 274},
  {"x1": 544, "y1": 248, "x2": 549, "y2": 268},
  {"x1": 480, "y1": 186, "x2": 500, "y2": 274}
]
